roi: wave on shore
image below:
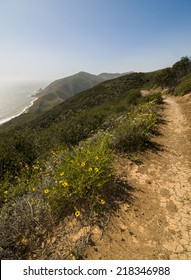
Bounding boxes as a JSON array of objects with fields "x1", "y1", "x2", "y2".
[{"x1": 0, "y1": 96, "x2": 38, "y2": 126}]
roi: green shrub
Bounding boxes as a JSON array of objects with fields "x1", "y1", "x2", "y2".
[
  {"x1": 111, "y1": 102, "x2": 157, "y2": 152},
  {"x1": 175, "y1": 79, "x2": 191, "y2": 96},
  {"x1": 143, "y1": 92, "x2": 163, "y2": 104}
]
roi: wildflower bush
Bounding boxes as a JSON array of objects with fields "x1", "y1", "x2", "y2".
[
  {"x1": 111, "y1": 102, "x2": 158, "y2": 152},
  {"x1": 32, "y1": 132, "x2": 114, "y2": 217}
]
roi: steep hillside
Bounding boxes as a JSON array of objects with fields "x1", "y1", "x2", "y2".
[
  {"x1": 28, "y1": 71, "x2": 128, "y2": 113},
  {"x1": 1, "y1": 57, "x2": 191, "y2": 170},
  {"x1": 28, "y1": 72, "x2": 105, "y2": 113}
]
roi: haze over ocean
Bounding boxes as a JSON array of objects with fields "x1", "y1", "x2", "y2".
[{"x1": 0, "y1": 78, "x2": 49, "y2": 125}]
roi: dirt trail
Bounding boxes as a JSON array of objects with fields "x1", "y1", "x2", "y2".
[{"x1": 84, "y1": 94, "x2": 191, "y2": 260}]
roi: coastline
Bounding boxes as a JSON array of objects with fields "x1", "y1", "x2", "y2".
[{"x1": 0, "y1": 95, "x2": 38, "y2": 126}]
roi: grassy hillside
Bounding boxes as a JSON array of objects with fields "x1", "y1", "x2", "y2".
[{"x1": 28, "y1": 71, "x2": 128, "y2": 113}]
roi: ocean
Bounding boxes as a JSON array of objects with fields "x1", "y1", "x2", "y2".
[{"x1": 0, "y1": 78, "x2": 50, "y2": 125}]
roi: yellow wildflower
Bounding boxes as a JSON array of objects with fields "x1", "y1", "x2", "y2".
[
  {"x1": 12, "y1": 203, "x2": 15, "y2": 207},
  {"x1": 62, "y1": 181, "x2": 68, "y2": 187},
  {"x1": 100, "y1": 199, "x2": 106, "y2": 205},
  {"x1": 75, "y1": 210, "x2": 81, "y2": 217},
  {"x1": 60, "y1": 171, "x2": 65, "y2": 176},
  {"x1": 81, "y1": 162, "x2": 85, "y2": 167},
  {"x1": 32, "y1": 187, "x2": 36, "y2": 192},
  {"x1": 88, "y1": 167, "x2": 93, "y2": 172},
  {"x1": 94, "y1": 167, "x2": 99, "y2": 172},
  {"x1": 44, "y1": 189, "x2": 50, "y2": 194},
  {"x1": 4, "y1": 190, "x2": 8, "y2": 194},
  {"x1": 95, "y1": 156, "x2": 99, "y2": 160}
]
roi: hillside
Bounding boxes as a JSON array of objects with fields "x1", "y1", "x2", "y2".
[
  {"x1": 0, "y1": 57, "x2": 191, "y2": 259},
  {"x1": 28, "y1": 71, "x2": 128, "y2": 113},
  {"x1": 1, "y1": 58, "x2": 191, "y2": 173}
]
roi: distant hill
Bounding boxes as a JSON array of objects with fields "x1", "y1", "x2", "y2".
[
  {"x1": 98, "y1": 72, "x2": 132, "y2": 80},
  {"x1": 28, "y1": 71, "x2": 128, "y2": 113}
]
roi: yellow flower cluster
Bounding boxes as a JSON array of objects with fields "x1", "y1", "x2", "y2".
[{"x1": 62, "y1": 181, "x2": 68, "y2": 187}]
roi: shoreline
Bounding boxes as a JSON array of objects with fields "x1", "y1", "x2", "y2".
[{"x1": 0, "y1": 96, "x2": 38, "y2": 126}]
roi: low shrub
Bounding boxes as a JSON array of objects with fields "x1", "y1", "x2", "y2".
[
  {"x1": 111, "y1": 102, "x2": 157, "y2": 152},
  {"x1": 143, "y1": 92, "x2": 163, "y2": 104},
  {"x1": 0, "y1": 194, "x2": 53, "y2": 259},
  {"x1": 175, "y1": 79, "x2": 191, "y2": 96}
]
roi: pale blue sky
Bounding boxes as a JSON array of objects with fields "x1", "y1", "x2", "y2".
[{"x1": 0, "y1": 0, "x2": 191, "y2": 80}]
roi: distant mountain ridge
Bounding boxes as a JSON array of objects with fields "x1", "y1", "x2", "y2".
[
  {"x1": 28, "y1": 71, "x2": 129, "y2": 113},
  {"x1": 98, "y1": 72, "x2": 133, "y2": 80}
]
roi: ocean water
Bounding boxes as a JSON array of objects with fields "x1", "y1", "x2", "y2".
[{"x1": 0, "y1": 78, "x2": 50, "y2": 125}]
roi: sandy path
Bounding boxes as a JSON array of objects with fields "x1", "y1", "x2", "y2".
[{"x1": 84, "y1": 95, "x2": 191, "y2": 260}]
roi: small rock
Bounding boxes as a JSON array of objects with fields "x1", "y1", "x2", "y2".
[
  {"x1": 119, "y1": 223, "x2": 127, "y2": 232},
  {"x1": 175, "y1": 245, "x2": 184, "y2": 253},
  {"x1": 89, "y1": 226, "x2": 102, "y2": 243}
]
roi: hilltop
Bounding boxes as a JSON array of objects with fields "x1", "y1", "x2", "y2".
[
  {"x1": 0, "y1": 57, "x2": 191, "y2": 259},
  {"x1": 28, "y1": 71, "x2": 129, "y2": 113}
]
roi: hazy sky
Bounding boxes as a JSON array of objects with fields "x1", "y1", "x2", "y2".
[{"x1": 0, "y1": 0, "x2": 191, "y2": 80}]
